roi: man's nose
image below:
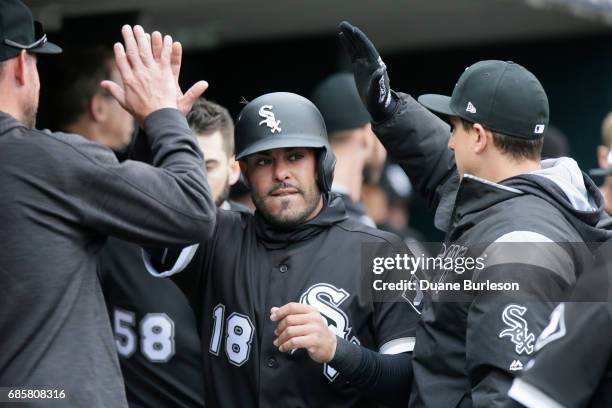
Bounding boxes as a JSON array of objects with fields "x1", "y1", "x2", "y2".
[
  {"x1": 448, "y1": 134, "x2": 455, "y2": 151},
  {"x1": 273, "y1": 159, "x2": 290, "y2": 181}
]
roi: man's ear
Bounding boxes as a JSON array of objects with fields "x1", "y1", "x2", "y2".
[
  {"x1": 228, "y1": 156, "x2": 241, "y2": 186},
  {"x1": 14, "y1": 50, "x2": 28, "y2": 86},
  {"x1": 597, "y1": 145, "x2": 611, "y2": 169},
  {"x1": 472, "y1": 123, "x2": 490, "y2": 154},
  {"x1": 89, "y1": 94, "x2": 108, "y2": 122},
  {"x1": 238, "y1": 160, "x2": 250, "y2": 188}
]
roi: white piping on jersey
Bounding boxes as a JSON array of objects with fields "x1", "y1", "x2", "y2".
[
  {"x1": 462, "y1": 174, "x2": 523, "y2": 194},
  {"x1": 379, "y1": 337, "x2": 415, "y2": 354},
  {"x1": 141, "y1": 244, "x2": 199, "y2": 278},
  {"x1": 476, "y1": 231, "x2": 574, "y2": 285},
  {"x1": 493, "y1": 231, "x2": 554, "y2": 243},
  {"x1": 508, "y1": 378, "x2": 566, "y2": 408}
]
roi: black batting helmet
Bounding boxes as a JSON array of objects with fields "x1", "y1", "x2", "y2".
[{"x1": 235, "y1": 92, "x2": 336, "y2": 192}]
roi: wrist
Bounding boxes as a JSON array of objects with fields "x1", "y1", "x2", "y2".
[
  {"x1": 329, "y1": 336, "x2": 363, "y2": 373},
  {"x1": 370, "y1": 89, "x2": 398, "y2": 123},
  {"x1": 325, "y1": 333, "x2": 338, "y2": 363}
]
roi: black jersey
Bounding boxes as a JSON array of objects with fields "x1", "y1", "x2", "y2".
[
  {"x1": 145, "y1": 195, "x2": 419, "y2": 408},
  {"x1": 508, "y1": 301, "x2": 612, "y2": 408},
  {"x1": 99, "y1": 237, "x2": 205, "y2": 408},
  {"x1": 507, "y1": 242, "x2": 612, "y2": 408}
]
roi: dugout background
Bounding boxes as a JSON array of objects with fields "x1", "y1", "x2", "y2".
[{"x1": 31, "y1": 1, "x2": 612, "y2": 240}]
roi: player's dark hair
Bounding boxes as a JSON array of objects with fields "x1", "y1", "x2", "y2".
[
  {"x1": 187, "y1": 98, "x2": 235, "y2": 156},
  {"x1": 47, "y1": 46, "x2": 114, "y2": 131},
  {"x1": 460, "y1": 118, "x2": 542, "y2": 161}
]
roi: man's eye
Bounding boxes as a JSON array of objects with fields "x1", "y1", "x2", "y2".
[
  {"x1": 288, "y1": 153, "x2": 303, "y2": 161},
  {"x1": 256, "y1": 158, "x2": 271, "y2": 166}
]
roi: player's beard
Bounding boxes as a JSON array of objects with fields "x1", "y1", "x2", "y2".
[
  {"x1": 22, "y1": 98, "x2": 38, "y2": 129},
  {"x1": 253, "y1": 181, "x2": 322, "y2": 230},
  {"x1": 215, "y1": 181, "x2": 231, "y2": 208}
]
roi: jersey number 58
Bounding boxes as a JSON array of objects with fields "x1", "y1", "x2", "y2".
[{"x1": 113, "y1": 308, "x2": 175, "y2": 363}]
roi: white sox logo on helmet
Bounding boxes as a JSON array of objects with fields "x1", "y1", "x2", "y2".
[{"x1": 258, "y1": 105, "x2": 281, "y2": 133}]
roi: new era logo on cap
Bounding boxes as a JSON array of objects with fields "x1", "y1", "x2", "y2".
[
  {"x1": 534, "y1": 124, "x2": 545, "y2": 134},
  {"x1": 466, "y1": 102, "x2": 477, "y2": 114}
]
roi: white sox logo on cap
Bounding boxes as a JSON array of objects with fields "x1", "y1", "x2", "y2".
[{"x1": 258, "y1": 105, "x2": 281, "y2": 133}]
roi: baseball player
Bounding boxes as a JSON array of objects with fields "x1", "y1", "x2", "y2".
[
  {"x1": 507, "y1": 302, "x2": 612, "y2": 408},
  {"x1": 145, "y1": 92, "x2": 419, "y2": 407},
  {"x1": 506, "y1": 245, "x2": 612, "y2": 408},
  {"x1": 338, "y1": 21, "x2": 612, "y2": 407},
  {"x1": 50, "y1": 50, "x2": 240, "y2": 406},
  {"x1": 0, "y1": 1, "x2": 211, "y2": 405},
  {"x1": 99, "y1": 98, "x2": 246, "y2": 408},
  {"x1": 311, "y1": 72, "x2": 386, "y2": 227}
]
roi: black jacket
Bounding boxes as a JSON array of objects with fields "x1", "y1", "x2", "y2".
[
  {"x1": 508, "y1": 298, "x2": 612, "y2": 408},
  {"x1": 373, "y1": 93, "x2": 612, "y2": 408},
  {"x1": 98, "y1": 201, "x2": 250, "y2": 408},
  {"x1": 145, "y1": 194, "x2": 419, "y2": 408},
  {"x1": 0, "y1": 109, "x2": 215, "y2": 408}
]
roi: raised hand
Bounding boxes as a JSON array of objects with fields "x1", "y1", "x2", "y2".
[
  {"x1": 100, "y1": 25, "x2": 196, "y2": 125},
  {"x1": 338, "y1": 21, "x2": 396, "y2": 122},
  {"x1": 169, "y1": 41, "x2": 209, "y2": 116}
]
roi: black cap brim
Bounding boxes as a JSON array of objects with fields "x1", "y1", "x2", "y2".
[
  {"x1": 29, "y1": 41, "x2": 62, "y2": 55},
  {"x1": 417, "y1": 94, "x2": 455, "y2": 117}
]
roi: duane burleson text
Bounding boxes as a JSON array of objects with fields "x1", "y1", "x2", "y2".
[{"x1": 372, "y1": 279, "x2": 520, "y2": 292}]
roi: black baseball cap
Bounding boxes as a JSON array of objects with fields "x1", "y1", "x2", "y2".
[
  {"x1": 0, "y1": 0, "x2": 62, "y2": 62},
  {"x1": 418, "y1": 60, "x2": 549, "y2": 140},
  {"x1": 311, "y1": 72, "x2": 371, "y2": 135}
]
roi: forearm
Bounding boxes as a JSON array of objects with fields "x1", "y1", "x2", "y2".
[
  {"x1": 329, "y1": 337, "x2": 413, "y2": 407},
  {"x1": 79, "y1": 108, "x2": 216, "y2": 245}
]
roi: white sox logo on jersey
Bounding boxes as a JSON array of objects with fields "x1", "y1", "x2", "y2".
[
  {"x1": 499, "y1": 304, "x2": 535, "y2": 355},
  {"x1": 258, "y1": 105, "x2": 281, "y2": 133},
  {"x1": 299, "y1": 283, "x2": 359, "y2": 382}
]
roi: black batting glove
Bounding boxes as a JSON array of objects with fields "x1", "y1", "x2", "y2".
[{"x1": 338, "y1": 21, "x2": 397, "y2": 122}]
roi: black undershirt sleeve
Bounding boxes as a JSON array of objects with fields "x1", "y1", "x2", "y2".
[{"x1": 329, "y1": 337, "x2": 413, "y2": 407}]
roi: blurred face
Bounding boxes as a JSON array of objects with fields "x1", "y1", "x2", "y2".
[
  {"x1": 241, "y1": 147, "x2": 323, "y2": 229},
  {"x1": 23, "y1": 53, "x2": 40, "y2": 128},
  {"x1": 448, "y1": 116, "x2": 477, "y2": 178},
  {"x1": 99, "y1": 65, "x2": 134, "y2": 148},
  {"x1": 363, "y1": 125, "x2": 387, "y2": 184},
  {"x1": 197, "y1": 131, "x2": 239, "y2": 207}
]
